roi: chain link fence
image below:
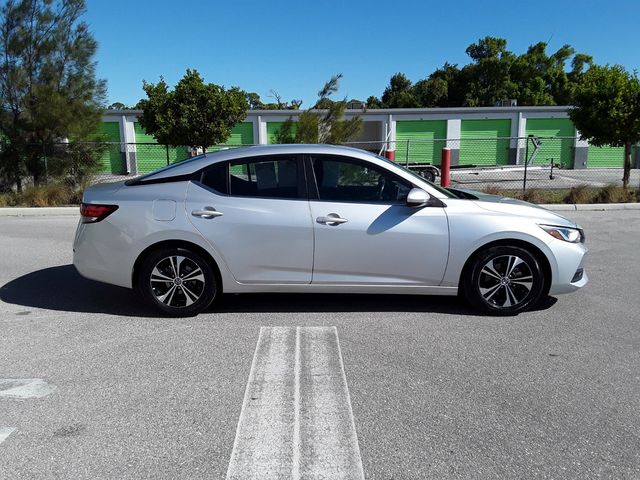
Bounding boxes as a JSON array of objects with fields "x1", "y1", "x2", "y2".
[
  {"x1": 344, "y1": 137, "x2": 640, "y2": 192},
  {"x1": 4, "y1": 138, "x2": 638, "y2": 194}
]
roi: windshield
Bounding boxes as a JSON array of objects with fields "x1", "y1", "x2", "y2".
[{"x1": 375, "y1": 155, "x2": 456, "y2": 198}]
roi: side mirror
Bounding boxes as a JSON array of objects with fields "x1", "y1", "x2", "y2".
[{"x1": 406, "y1": 188, "x2": 431, "y2": 207}]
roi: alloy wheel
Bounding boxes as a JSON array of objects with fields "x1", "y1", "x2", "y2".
[
  {"x1": 149, "y1": 255, "x2": 206, "y2": 308},
  {"x1": 477, "y1": 254, "x2": 534, "y2": 309}
]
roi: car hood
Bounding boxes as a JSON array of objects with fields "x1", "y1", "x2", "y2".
[{"x1": 448, "y1": 188, "x2": 578, "y2": 227}]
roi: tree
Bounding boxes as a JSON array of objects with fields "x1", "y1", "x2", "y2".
[
  {"x1": 569, "y1": 65, "x2": 640, "y2": 187},
  {"x1": 0, "y1": 0, "x2": 106, "y2": 190},
  {"x1": 374, "y1": 37, "x2": 593, "y2": 109},
  {"x1": 381, "y1": 73, "x2": 417, "y2": 108},
  {"x1": 138, "y1": 69, "x2": 248, "y2": 150},
  {"x1": 275, "y1": 74, "x2": 362, "y2": 144},
  {"x1": 107, "y1": 102, "x2": 129, "y2": 110}
]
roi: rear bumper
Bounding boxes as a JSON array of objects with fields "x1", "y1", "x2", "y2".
[{"x1": 73, "y1": 220, "x2": 134, "y2": 288}]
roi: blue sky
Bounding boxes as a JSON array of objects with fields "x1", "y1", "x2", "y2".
[{"x1": 86, "y1": 0, "x2": 640, "y2": 108}]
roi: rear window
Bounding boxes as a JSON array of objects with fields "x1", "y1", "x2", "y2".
[{"x1": 229, "y1": 157, "x2": 299, "y2": 199}]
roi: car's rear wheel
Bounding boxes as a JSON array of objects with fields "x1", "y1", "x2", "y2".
[
  {"x1": 464, "y1": 246, "x2": 545, "y2": 315},
  {"x1": 138, "y1": 247, "x2": 217, "y2": 317}
]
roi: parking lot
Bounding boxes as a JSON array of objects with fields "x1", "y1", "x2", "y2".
[{"x1": 1, "y1": 211, "x2": 639, "y2": 479}]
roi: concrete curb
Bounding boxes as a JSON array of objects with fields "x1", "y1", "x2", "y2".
[
  {"x1": 1, "y1": 203, "x2": 639, "y2": 217},
  {"x1": 0, "y1": 206, "x2": 79, "y2": 217}
]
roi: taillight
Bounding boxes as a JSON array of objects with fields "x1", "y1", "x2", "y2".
[{"x1": 80, "y1": 203, "x2": 119, "y2": 223}]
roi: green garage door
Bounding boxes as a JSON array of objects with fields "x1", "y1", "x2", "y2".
[
  {"x1": 588, "y1": 145, "x2": 626, "y2": 168},
  {"x1": 459, "y1": 119, "x2": 511, "y2": 166},
  {"x1": 525, "y1": 118, "x2": 575, "y2": 168},
  {"x1": 209, "y1": 122, "x2": 255, "y2": 152},
  {"x1": 226, "y1": 122, "x2": 254, "y2": 145},
  {"x1": 134, "y1": 123, "x2": 190, "y2": 173},
  {"x1": 395, "y1": 120, "x2": 447, "y2": 165},
  {"x1": 98, "y1": 122, "x2": 123, "y2": 174},
  {"x1": 267, "y1": 121, "x2": 297, "y2": 144}
]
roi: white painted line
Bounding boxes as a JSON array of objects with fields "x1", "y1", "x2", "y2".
[
  {"x1": 226, "y1": 327, "x2": 364, "y2": 480},
  {"x1": 292, "y1": 327, "x2": 301, "y2": 479},
  {"x1": 0, "y1": 379, "x2": 56, "y2": 399},
  {"x1": 298, "y1": 327, "x2": 365, "y2": 479},
  {"x1": 0, "y1": 427, "x2": 16, "y2": 445},
  {"x1": 226, "y1": 327, "x2": 297, "y2": 479}
]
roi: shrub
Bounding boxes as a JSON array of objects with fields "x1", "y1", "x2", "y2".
[
  {"x1": 515, "y1": 189, "x2": 545, "y2": 204},
  {"x1": 593, "y1": 184, "x2": 635, "y2": 203},
  {"x1": 21, "y1": 183, "x2": 75, "y2": 207},
  {"x1": 564, "y1": 185, "x2": 596, "y2": 204},
  {"x1": 0, "y1": 192, "x2": 18, "y2": 207},
  {"x1": 481, "y1": 185, "x2": 501, "y2": 195}
]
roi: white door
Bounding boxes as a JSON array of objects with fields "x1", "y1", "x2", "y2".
[
  {"x1": 307, "y1": 155, "x2": 449, "y2": 285},
  {"x1": 186, "y1": 155, "x2": 313, "y2": 284}
]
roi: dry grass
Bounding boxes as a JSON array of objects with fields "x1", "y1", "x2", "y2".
[
  {"x1": 513, "y1": 189, "x2": 545, "y2": 204},
  {"x1": 20, "y1": 183, "x2": 76, "y2": 207},
  {"x1": 563, "y1": 185, "x2": 596, "y2": 204},
  {"x1": 593, "y1": 184, "x2": 636, "y2": 203},
  {"x1": 481, "y1": 185, "x2": 502, "y2": 195}
]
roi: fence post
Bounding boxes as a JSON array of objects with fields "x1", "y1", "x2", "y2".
[
  {"x1": 165, "y1": 144, "x2": 170, "y2": 166},
  {"x1": 441, "y1": 147, "x2": 451, "y2": 187},
  {"x1": 523, "y1": 137, "x2": 530, "y2": 193}
]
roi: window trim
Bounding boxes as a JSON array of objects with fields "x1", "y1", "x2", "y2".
[
  {"x1": 194, "y1": 154, "x2": 308, "y2": 201},
  {"x1": 304, "y1": 154, "x2": 416, "y2": 205}
]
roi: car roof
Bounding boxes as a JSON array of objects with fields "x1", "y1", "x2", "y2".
[
  {"x1": 134, "y1": 143, "x2": 448, "y2": 199},
  {"x1": 140, "y1": 144, "x2": 380, "y2": 180}
]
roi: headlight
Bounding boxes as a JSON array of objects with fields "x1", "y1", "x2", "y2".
[{"x1": 539, "y1": 224, "x2": 584, "y2": 243}]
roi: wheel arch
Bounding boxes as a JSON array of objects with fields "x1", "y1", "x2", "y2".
[
  {"x1": 459, "y1": 238, "x2": 552, "y2": 296},
  {"x1": 132, "y1": 239, "x2": 223, "y2": 293}
]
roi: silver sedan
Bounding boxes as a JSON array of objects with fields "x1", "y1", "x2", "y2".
[{"x1": 73, "y1": 144, "x2": 587, "y2": 316}]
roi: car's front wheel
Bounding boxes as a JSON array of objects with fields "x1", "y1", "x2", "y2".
[
  {"x1": 464, "y1": 245, "x2": 546, "y2": 315},
  {"x1": 138, "y1": 247, "x2": 217, "y2": 317}
]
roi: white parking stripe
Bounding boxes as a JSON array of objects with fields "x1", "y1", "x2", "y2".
[
  {"x1": 226, "y1": 327, "x2": 297, "y2": 479},
  {"x1": 299, "y1": 327, "x2": 365, "y2": 479},
  {"x1": 0, "y1": 379, "x2": 56, "y2": 399},
  {"x1": 0, "y1": 427, "x2": 16, "y2": 445},
  {"x1": 226, "y1": 327, "x2": 364, "y2": 480}
]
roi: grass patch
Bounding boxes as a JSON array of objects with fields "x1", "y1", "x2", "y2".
[
  {"x1": 0, "y1": 182, "x2": 82, "y2": 207},
  {"x1": 495, "y1": 185, "x2": 639, "y2": 204}
]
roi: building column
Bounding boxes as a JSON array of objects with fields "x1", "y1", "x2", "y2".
[
  {"x1": 257, "y1": 115, "x2": 267, "y2": 145},
  {"x1": 120, "y1": 115, "x2": 137, "y2": 175},
  {"x1": 446, "y1": 118, "x2": 461, "y2": 166},
  {"x1": 574, "y1": 133, "x2": 588, "y2": 169},
  {"x1": 510, "y1": 113, "x2": 524, "y2": 164},
  {"x1": 382, "y1": 114, "x2": 396, "y2": 160}
]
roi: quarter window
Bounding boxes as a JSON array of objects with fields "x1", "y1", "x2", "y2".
[
  {"x1": 310, "y1": 156, "x2": 411, "y2": 203},
  {"x1": 200, "y1": 162, "x2": 228, "y2": 194}
]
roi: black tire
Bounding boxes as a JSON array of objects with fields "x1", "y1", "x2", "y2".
[
  {"x1": 463, "y1": 245, "x2": 545, "y2": 315},
  {"x1": 422, "y1": 169, "x2": 436, "y2": 183},
  {"x1": 137, "y1": 247, "x2": 217, "y2": 317}
]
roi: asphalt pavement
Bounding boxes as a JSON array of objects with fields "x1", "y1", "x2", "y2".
[{"x1": 0, "y1": 211, "x2": 639, "y2": 479}]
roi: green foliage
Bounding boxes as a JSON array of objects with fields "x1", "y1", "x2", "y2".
[
  {"x1": 138, "y1": 69, "x2": 249, "y2": 149},
  {"x1": 569, "y1": 65, "x2": 640, "y2": 186},
  {"x1": 275, "y1": 74, "x2": 362, "y2": 145},
  {"x1": 0, "y1": 0, "x2": 107, "y2": 191},
  {"x1": 371, "y1": 37, "x2": 593, "y2": 109}
]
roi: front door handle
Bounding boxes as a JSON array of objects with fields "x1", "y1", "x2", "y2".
[
  {"x1": 316, "y1": 214, "x2": 348, "y2": 225},
  {"x1": 192, "y1": 206, "x2": 223, "y2": 219}
]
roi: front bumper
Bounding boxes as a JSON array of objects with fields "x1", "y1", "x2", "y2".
[{"x1": 548, "y1": 240, "x2": 588, "y2": 295}]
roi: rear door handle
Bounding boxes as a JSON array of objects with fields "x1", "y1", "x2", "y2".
[
  {"x1": 316, "y1": 214, "x2": 348, "y2": 225},
  {"x1": 192, "y1": 207, "x2": 223, "y2": 219}
]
